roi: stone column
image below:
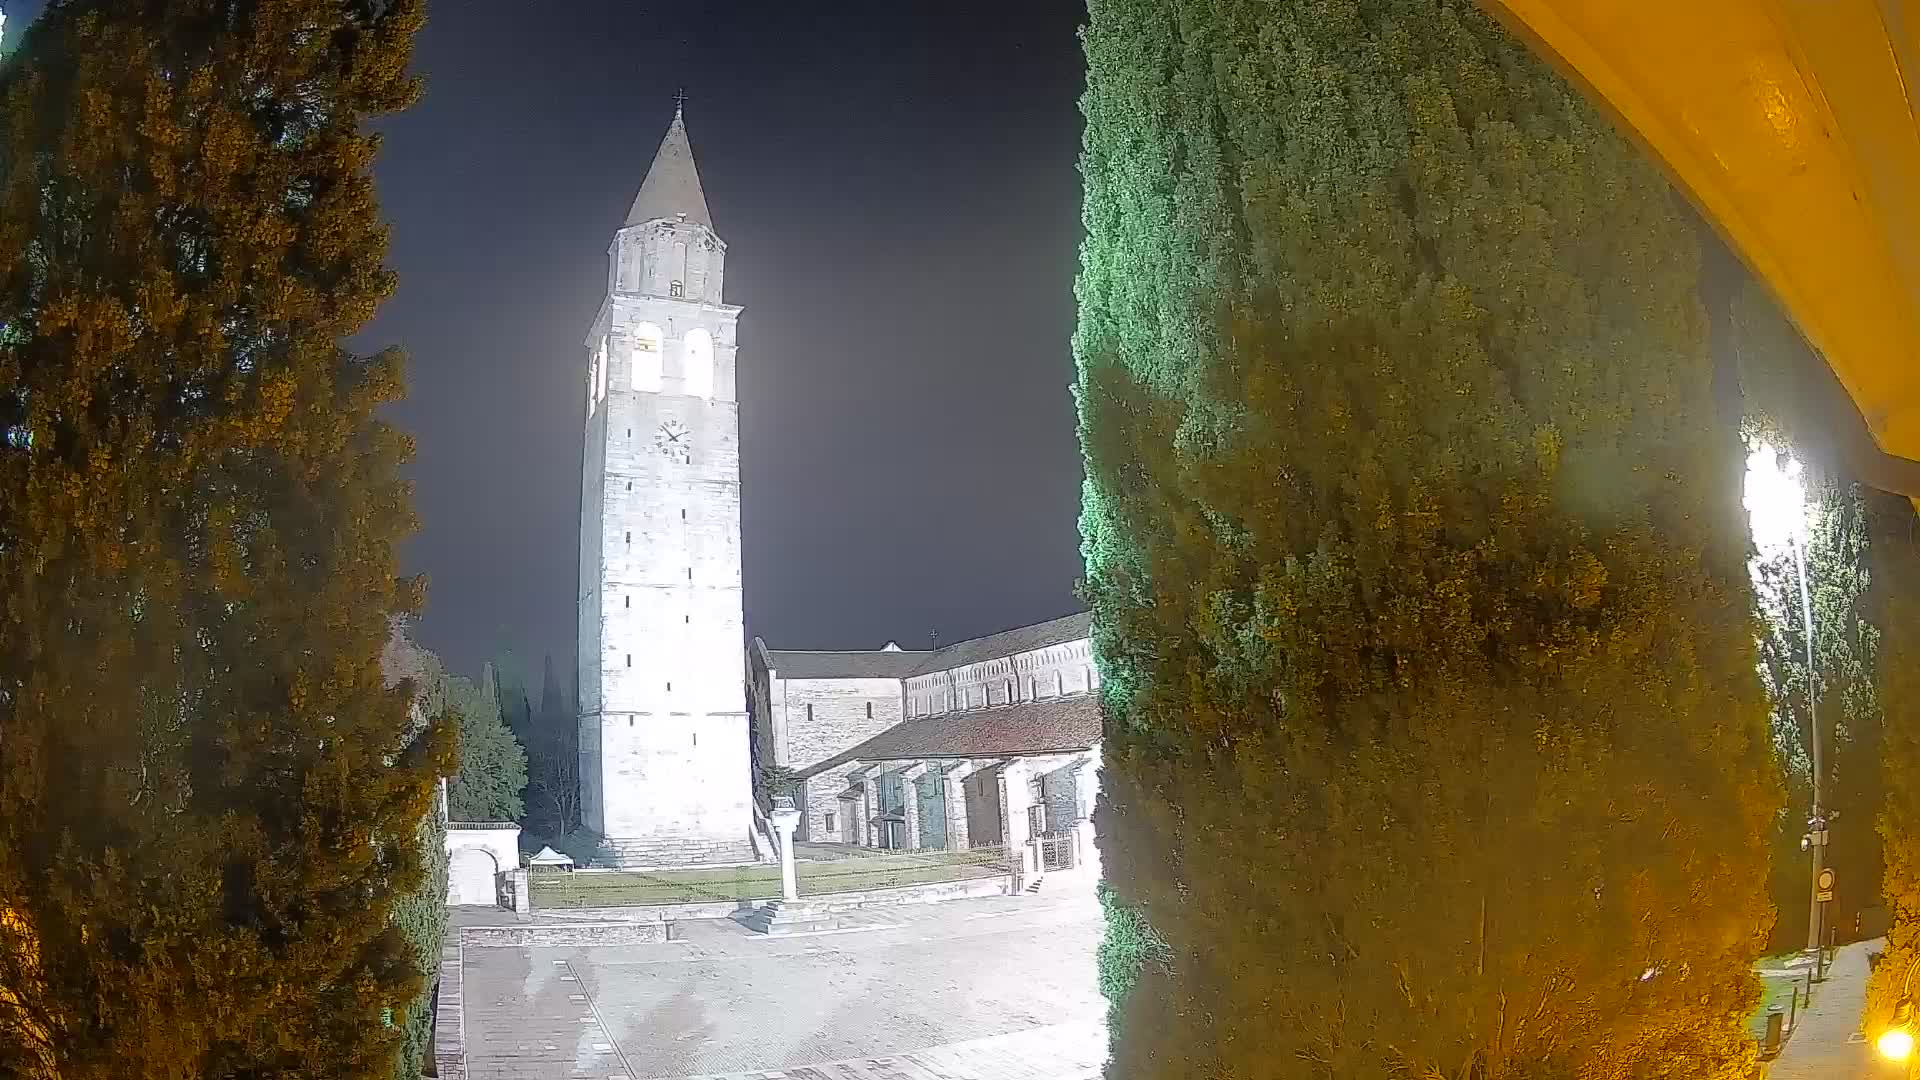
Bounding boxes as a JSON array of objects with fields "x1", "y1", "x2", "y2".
[
  {"x1": 899, "y1": 763, "x2": 929, "y2": 850},
  {"x1": 999, "y1": 760, "x2": 1036, "y2": 889},
  {"x1": 771, "y1": 797, "x2": 801, "y2": 902},
  {"x1": 942, "y1": 764, "x2": 974, "y2": 851},
  {"x1": 861, "y1": 774, "x2": 880, "y2": 848}
]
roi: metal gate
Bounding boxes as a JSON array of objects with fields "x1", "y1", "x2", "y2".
[{"x1": 1038, "y1": 830, "x2": 1076, "y2": 872}]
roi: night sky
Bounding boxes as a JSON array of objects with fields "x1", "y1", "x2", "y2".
[{"x1": 11, "y1": 1, "x2": 1093, "y2": 678}]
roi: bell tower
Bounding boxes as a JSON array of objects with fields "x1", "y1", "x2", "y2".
[{"x1": 578, "y1": 105, "x2": 753, "y2": 866}]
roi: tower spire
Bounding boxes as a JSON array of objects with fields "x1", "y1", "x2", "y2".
[{"x1": 625, "y1": 99, "x2": 712, "y2": 229}]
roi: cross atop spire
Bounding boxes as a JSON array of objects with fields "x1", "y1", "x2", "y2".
[{"x1": 625, "y1": 100, "x2": 712, "y2": 229}]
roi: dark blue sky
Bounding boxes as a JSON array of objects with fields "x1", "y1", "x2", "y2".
[{"x1": 9, "y1": 1, "x2": 1091, "y2": 678}]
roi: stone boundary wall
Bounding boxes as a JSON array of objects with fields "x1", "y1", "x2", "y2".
[
  {"x1": 458, "y1": 921, "x2": 670, "y2": 948},
  {"x1": 432, "y1": 928, "x2": 466, "y2": 1079},
  {"x1": 533, "y1": 873, "x2": 1013, "y2": 923}
]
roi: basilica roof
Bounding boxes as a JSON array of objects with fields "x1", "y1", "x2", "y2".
[
  {"x1": 795, "y1": 693, "x2": 1101, "y2": 777},
  {"x1": 759, "y1": 610, "x2": 1092, "y2": 683},
  {"x1": 761, "y1": 648, "x2": 932, "y2": 680},
  {"x1": 908, "y1": 611, "x2": 1091, "y2": 676}
]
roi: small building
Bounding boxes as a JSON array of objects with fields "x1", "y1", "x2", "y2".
[{"x1": 748, "y1": 612, "x2": 1102, "y2": 884}]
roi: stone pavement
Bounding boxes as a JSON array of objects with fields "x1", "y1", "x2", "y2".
[
  {"x1": 1768, "y1": 939, "x2": 1885, "y2": 1079},
  {"x1": 655, "y1": 1020, "x2": 1104, "y2": 1080},
  {"x1": 459, "y1": 889, "x2": 1106, "y2": 1080}
]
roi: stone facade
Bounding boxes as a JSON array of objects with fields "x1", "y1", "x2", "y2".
[
  {"x1": 578, "y1": 108, "x2": 753, "y2": 866},
  {"x1": 446, "y1": 822, "x2": 521, "y2": 907},
  {"x1": 748, "y1": 613, "x2": 1102, "y2": 879},
  {"x1": 769, "y1": 675, "x2": 907, "y2": 842}
]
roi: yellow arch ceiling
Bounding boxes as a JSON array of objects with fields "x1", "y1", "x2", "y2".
[{"x1": 1480, "y1": 0, "x2": 1920, "y2": 489}]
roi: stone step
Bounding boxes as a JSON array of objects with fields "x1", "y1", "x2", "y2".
[{"x1": 738, "y1": 900, "x2": 857, "y2": 936}]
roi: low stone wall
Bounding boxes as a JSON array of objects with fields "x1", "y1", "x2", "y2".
[
  {"x1": 532, "y1": 898, "x2": 753, "y2": 923},
  {"x1": 432, "y1": 929, "x2": 466, "y2": 1079},
  {"x1": 458, "y1": 921, "x2": 670, "y2": 948},
  {"x1": 801, "y1": 875, "x2": 1011, "y2": 910},
  {"x1": 536, "y1": 873, "x2": 1012, "y2": 923}
]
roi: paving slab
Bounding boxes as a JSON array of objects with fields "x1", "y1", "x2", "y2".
[
  {"x1": 1768, "y1": 939, "x2": 1883, "y2": 1080},
  {"x1": 461, "y1": 890, "x2": 1106, "y2": 1080}
]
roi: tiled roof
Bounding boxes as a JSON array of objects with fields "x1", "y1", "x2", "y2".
[
  {"x1": 911, "y1": 611, "x2": 1092, "y2": 676},
  {"x1": 796, "y1": 693, "x2": 1102, "y2": 778},
  {"x1": 763, "y1": 649, "x2": 933, "y2": 680}
]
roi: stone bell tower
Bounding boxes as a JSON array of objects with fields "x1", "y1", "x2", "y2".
[{"x1": 577, "y1": 105, "x2": 753, "y2": 866}]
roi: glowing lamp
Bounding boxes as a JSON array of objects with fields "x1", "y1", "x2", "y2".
[{"x1": 1880, "y1": 998, "x2": 1916, "y2": 1061}]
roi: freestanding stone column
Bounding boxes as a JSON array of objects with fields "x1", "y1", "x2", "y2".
[{"x1": 771, "y1": 797, "x2": 801, "y2": 902}]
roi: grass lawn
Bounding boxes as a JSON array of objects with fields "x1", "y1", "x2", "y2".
[
  {"x1": 1747, "y1": 968, "x2": 1806, "y2": 1042},
  {"x1": 530, "y1": 846, "x2": 1010, "y2": 908}
]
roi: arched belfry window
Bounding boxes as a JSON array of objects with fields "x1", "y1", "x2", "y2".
[
  {"x1": 632, "y1": 322, "x2": 664, "y2": 392},
  {"x1": 684, "y1": 328, "x2": 714, "y2": 399},
  {"x1": 593, "y1": 338, "x2": 608, "y2": 403}
]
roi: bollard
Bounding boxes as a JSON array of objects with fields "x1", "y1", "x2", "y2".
[{"x1": 1763, "y1": 1008, "x2": 1784, "y2": 1056}]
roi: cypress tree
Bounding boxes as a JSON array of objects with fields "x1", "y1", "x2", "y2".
[
  {"x1": 445, "y1": 673, "x2": 529, "y2": 823},
  {"x1": 1074, "y1": 1, "x2": 1776, "y2": 1075},
  {"x1": 0, "y1": 2, "x2": 440, "y2": 1077},
  {"x1": 1867, "y1": 493, "x2": 1920, "y2": 1031}
]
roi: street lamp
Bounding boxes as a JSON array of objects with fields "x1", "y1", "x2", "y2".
[
  {"x1": 1878, "y1": 956, "x2": 1920, "y2": 1062},
  {"x1": 1744, "y1": 442, "x2": 1827, "y2": 960}
]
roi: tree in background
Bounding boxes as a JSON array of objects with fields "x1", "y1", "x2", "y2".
[
  {"x1": 1734, "y1": 280, "x2": 1888, "y2": 948},
  {"x1": 491, "y1": 649, "x2": 535, "y2": 747},
  {"x1": 444, "y1": 672, "x2": 528, "y2": 823},
  {"x1": 523, "y1": 652, "x2": 580, "y2": 841},
  {"x1": 1748, "y1": 469, "x2": 1883, "y2": 948},
  {"x1": 0, "y1": 2, "x2": 438, "y2": 1076},
  {"x1": 1074, "y1": 1, "x2": 1775, "y2": 1076}
]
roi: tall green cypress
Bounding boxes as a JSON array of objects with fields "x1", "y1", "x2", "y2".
[{"x1": 1074, "y1": 1, "x2": 1776, "y2": 1076}]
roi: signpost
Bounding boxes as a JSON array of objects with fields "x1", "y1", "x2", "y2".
[{"x1": 1817, "y1": 867, "x2": 1835, "y2": 903}]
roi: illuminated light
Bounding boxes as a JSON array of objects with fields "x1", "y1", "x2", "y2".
[
  {"x1": 1743, "y1": 440, "x2": 1809, "y2": 556},
  {"x1": 1877, "y1": 1026, "x2": 1913, "y2": 1061}
]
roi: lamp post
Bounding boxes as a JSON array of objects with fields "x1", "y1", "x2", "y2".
[
  {"x1": 1745, "y1": 444, "x2": 1827, "y2": 961},
  {"x1": 1783, "y1": 476, "x2": 1828, "y2": 960}
]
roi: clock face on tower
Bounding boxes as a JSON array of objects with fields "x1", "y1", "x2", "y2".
[{"x1": 654, "y1": 419, "x2": 691, "y2": 464}]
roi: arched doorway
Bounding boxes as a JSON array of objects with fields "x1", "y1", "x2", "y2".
[{"x1": 447, "y1": 846, "x2": 500, "y2": 906}]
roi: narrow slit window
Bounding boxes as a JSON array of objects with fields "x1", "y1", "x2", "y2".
[
  {"x1": 625, "y1": 654, "x2": 631, "y2": 667},
  {"x1": 624, "y1": 596, "x2": 630, "y2": 609},
  {"x1": 866, "y1": 701, "x2": 872, "y2": 719}
]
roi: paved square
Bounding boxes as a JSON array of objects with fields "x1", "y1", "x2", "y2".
[{"x1": 460, "y1": 890, "x2": 1106, "y2": 1080}]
